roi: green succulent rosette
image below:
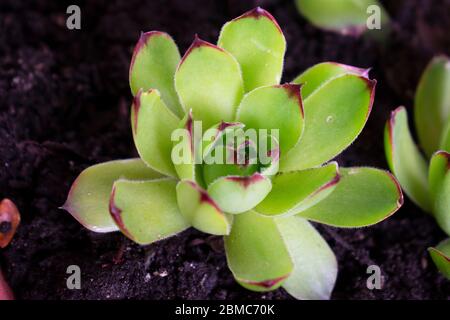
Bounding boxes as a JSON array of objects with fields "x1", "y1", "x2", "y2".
[
  {"x1": 64, "y1": 7, "x2": 403, "y2": 299},
  {"x1": 385, "y1": 55, "x2": 450, "y2": 279}
]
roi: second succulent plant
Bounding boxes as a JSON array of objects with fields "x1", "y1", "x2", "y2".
[{"x1": 385, "y1": 55, "x2": 450, "y2": 279}]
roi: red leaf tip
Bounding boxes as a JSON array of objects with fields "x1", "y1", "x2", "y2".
[
  {"x1": 179, "y1": 35, "x2": 224, "y2": 68},
  {"x1": 227, "y1": 173, "x2": 265, "y2": 188},
  {"x1": 279, "y1": 83, "x2": 304, "y2": 117},
  {"x1": 130, "y1": 31, "x2": 171, "y2": 75},
  {"x1": 235, "y1": 7, "x2": 282, "y2": 33},
  {"x1": 109, "y1": 187, "x2": 133, "y2": 241},
  {"x1": 244, "y1": 274, "x2": 288, "y2": 289}
]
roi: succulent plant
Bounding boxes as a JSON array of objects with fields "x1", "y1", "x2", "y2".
[
  {"x1": 385, "y1": 55, "x2": 450, "y2": 279},
  {"x1": 295, "y1": 0, "x2": 389, "y2": 36},
  {"x1": 63, "y1": 7, "x2": 403, "y2": 299}
]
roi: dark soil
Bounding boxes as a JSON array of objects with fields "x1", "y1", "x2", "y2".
[{"x1": 1, "y1": 0, "x2": 449, "y2": 300}]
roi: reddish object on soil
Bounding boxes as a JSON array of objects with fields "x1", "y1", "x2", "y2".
[
  {"x1": 0, "y1": 199, "x2": 21, "y2": 248},
  {"x1": 0, "y1": 269, "x2": 14, "y2": 300}
]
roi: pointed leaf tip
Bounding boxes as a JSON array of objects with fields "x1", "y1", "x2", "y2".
[
  {"x1": 218, "y1": 8, "x2": 285, "y2": 92},
  {"x1": 63, "y1": 159, "x2": 164, "y2": 233},
  {"x1": 175, "y1": 35, "x2": 244, "y2": 129},
  {"x1": 179, "y1": 36, "x2": 225, "y2": 68},
  {"x1": 279, "y1": 83, "x2": 304, "y2": 117},
  {"x1": 129, "y1": 30, "x2": 183, "y2": 116},
  {"x1": 235, "y1": 7, "x2": 282, "y2": 33}
]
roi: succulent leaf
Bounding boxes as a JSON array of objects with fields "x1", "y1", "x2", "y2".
[
  {"x1": 255, "y1": 162, "x2": 340, "y2": 217},
  {"x1": 110, "y1": 178, "x2": 189, "y2": 245},
  {"x1": 171, "y1": 111, "x2": 202, "y2": 183},
  {"x1": 384, "y1": 106, "x2": 431, "y2": 211},
  {"x1": 175, "y1": 36, "x2": 244, "y2": 130},
  {"x1": 224, "y1": 210, "x2": 293, "y2": 291},
  {"x1": 207, "y1": 173, "x2": 272, "y2": 214},
  {"x1": 63, "y1": 159, "x2": 163, "y2": 233},
  {"x1": 297, "y1": 167, "x2": 403, "y2": 227},
  {"x1": 440, "y1": 119, "x2": 450, "y2": 152},
  {"x1": 218, "y1": 7, "x2": 286, "y2": 92},
  {"x1": 129, "y1": 31, "x2": 183, "y2": 117},
  {"x1": 414, "y1": 56, "x2": 450, "y2": 157},
  {"x1": 176, "y1": 180, "x2": 232, "y2": 235},
  {"x1": 428, "y1": 151, "x2": 450, "y2": 234},
  {"x1": 428, "y1": 238, "x2": 450, "y2": 280},
  {"x1": 294, "y1": 0, "x2": 389, "y2": 36},
  {"x1": 236, "y1": 84, "x2": 304, "y2": 154},
  {"x1": 281, "y1": 74, "x2": 375, "y2": 171},
  {"x1": 132, "y1": 89, "x2": 179, "y2": 178},
  {"x1": 276, "y1": 216, "x2": 337, "y2": 300},
  {"x1": 293, "y1": 62, "x2": 370, "y2": 99}
]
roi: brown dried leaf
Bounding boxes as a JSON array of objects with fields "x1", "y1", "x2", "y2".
[{"x1": 0, "y1": 198, "x2": 21, "y2": 248}]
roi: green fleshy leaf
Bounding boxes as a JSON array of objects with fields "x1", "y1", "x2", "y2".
[
  {"x1": 132, "y1": 89, "x2": 179, "y2": 178},
  {"x1": 384, "y1": 106, "x2": 431, "y2": 211},
  {"x1": 255, "y1": 162, "x2": 340, "y2": 217},
  {"x1": 129, "y1": 31, "x2": 183, "y2": 117},
  {"x1": 294, "y1": 0, "x2": 389, "y2": 36},
  {"x1": 440, "y1": 119, "x2": 450, "y2": 152},
  {"x1": 276, "y1": 216, "x2": 337, "y2": 300},
  {"x1": 281, "y1": 74, "x2": 375, "y2": 171},
  {"x1": 62, "y1": 159, "x2": 163, "y2": 233},
  {"x1": 218, "y1": 7, "x2": 286, "y2": 92},
  {"x1": 110, "y1": 178, "x2": 189, "y2": 245},
  {"x1": 207, "y1": 173, "x2": 272, "y2": 214},
  {"x1": 176, "y1": 180, "x2": 232, "y2": 235},
  {"x1": 236, "y1": 84, "x2": 304, "y2": 154},
  {"x1": 175, "y1": 37, "x2": 244, "y2": 130},
  {"x1": 171, "y1": 111, "x2": 203, "y2": 183},
  {"x1": 414, "y1": 56, "x2": 450, "y2": 157},
  {"x1": 293, "y1": 62, "x2": 370, "y2": 99},
  {"x1": 428, "y1": 151, "x2": 450, "y2": 234},
  {"x1": 224, "y1": 210, "x2": 293, "y2": 291},
  {"x1": 297, "y1": 167, "x2": 403, "y2": 227},
  {"x1": 428, "y1": 238, "x2": 450, "y2": 280}
]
